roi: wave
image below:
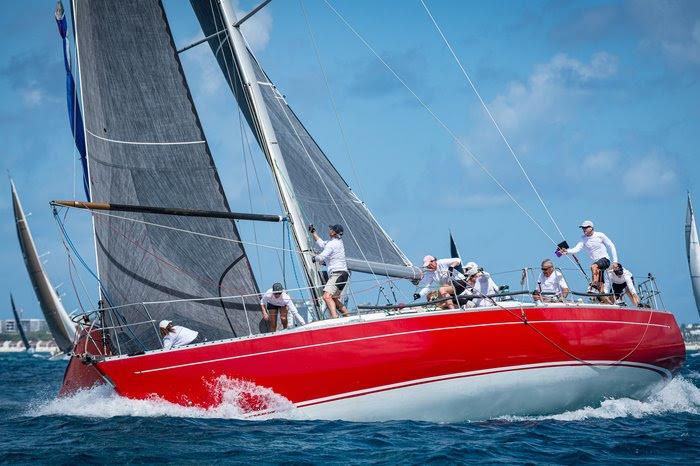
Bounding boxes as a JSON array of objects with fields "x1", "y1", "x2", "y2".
[
  {"x1": 31, "y1": 377, "x2": 301, "y2": 421},
  {"x1": 502, "y1": 376, "x2": 700, "y2": 422}
]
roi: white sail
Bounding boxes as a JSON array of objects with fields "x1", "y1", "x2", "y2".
[
  {"x1": 11, "y1": 180, "x2": 76, "y2": 353},
  {"x1": 686, "y1": 193, "x2": 700, "y2": 318}
]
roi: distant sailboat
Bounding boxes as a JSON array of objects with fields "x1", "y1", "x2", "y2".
[
  {"x1": 11, "y1": 180, "x2": 76, "y2": 353},
  {"x1": 10, "y1": 294, "x2": 31, "y2": 352},
  {"x1": 686, "y1": 193, "x2": 700, "y2": 318}
]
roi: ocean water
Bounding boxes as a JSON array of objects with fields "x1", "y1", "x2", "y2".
[{"x1": 1, "y1": 352, "x2": 698, "y2": 464}]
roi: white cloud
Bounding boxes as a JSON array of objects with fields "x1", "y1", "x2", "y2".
[
  {"x1": 236, "y1": 0, "x2": 272, "y2": 53},
  {"x1": 660, "y1": 20, "x2": 700, "y2": 65},
  {"x1": 459, "y1": 52, "x2": 618, "y2": 169},
  {"x1": 20, "y1": 83, "x2": 45, "y2": 107},
  {"x1": 581, "y1": 150, "x2": 619, "y2": 174},
  {"x1": 622, "y1": 154, "x2": 677, "y2": 197}
]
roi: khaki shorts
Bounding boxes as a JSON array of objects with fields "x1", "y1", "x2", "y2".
[{"x1": 324, "y1": 271, "x2": 349, "y2": 297}]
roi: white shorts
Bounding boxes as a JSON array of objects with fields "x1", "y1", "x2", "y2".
[{"x1": 324, "y1": 271, "x2": 349, "y2": 297}]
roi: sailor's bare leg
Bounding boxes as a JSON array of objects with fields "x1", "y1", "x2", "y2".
[
  {"x1": 333, "y1": 297, "x2": 349, "y2": 316},
  {"x1": 279, "y1": 306, "x2": 289, "y2": 329},
  {"x1": 323, "y1": 292, "x2": 338, "y2": 318},
  {"x1": 268, "y1": 308, "x2": 279, "y2": 332},
  {"x1": 438, "y1": 285, "x2": 456, "y2": 309},
  {"x1": 590, "y1": 264, "x2": 602, "y2": 291}
]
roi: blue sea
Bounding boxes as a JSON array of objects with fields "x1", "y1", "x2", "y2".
[{"x1": 0, "y1": 352, "x2": 698, "y2": 464}]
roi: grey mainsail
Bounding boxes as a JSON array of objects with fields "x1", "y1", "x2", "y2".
[
  {"x1": 73, "y1": 0, "x2": 261, "y2": 351},
  {"x1": 189, "y1": 1, "x2": 419, "y2": 281},
  {"x1": 11, "y1": 180, "x2": 75, "y2": 353}
]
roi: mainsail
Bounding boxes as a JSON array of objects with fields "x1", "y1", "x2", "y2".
[
  {"x1": 686, "y1": 193, "x2": 700, "y2": 318},
  {"x1": 11, "y1": 180, "x2": 75, "y2": 353},
  {"x1": 73, "y1": 0, "x2": 261, "y2": 351},
  {"x1": 189, "y1": 1, "x2": 419, "y2": 282},
  {"x1": 10, "y1": 294, "x2": 31, "y2": 352}
]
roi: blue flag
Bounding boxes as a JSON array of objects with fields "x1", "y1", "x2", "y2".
[{"x1": 55, "y1": 1, "x2": 90, "y2": 200}]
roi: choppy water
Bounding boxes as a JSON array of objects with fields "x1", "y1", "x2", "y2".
[{"x1": 1, "y1": 352, "x2": 699, "y2": 464}]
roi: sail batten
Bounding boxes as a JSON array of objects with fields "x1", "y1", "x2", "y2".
[
  {"x1": 190, "y1": 1, "x2": 415, "y2": 281},
  {"x1": 74, "y1": 0, "x2": 262, "y2": 350},
  {"x1": 686, "y1": 194, "x2": 700, "y2": 318}
]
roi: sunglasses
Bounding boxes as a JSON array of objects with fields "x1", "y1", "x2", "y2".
[{"x1": 541, "y1": 267, "x2": 552, "y2": 271}]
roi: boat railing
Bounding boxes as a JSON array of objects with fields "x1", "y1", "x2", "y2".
[{"x1": 68, "y1": 269, "x2": 666, "y2": 358}]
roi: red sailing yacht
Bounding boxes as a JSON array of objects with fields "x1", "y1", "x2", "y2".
[{"x1": 56, "y1": 0, "x2": 684, "y2": 422}]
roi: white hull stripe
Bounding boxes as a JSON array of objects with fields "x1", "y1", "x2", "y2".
[
  {"x1": 293, "y1": 360, "x2": 671, "y2": 408},
  {"x1": 130, "y1": 320, "x2": 671, "y2": 375}
]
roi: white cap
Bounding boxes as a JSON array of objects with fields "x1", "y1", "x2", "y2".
[
  {"x1": 465, "y1": 266, "x2": 479, "y2": 277},
  {"x1": 159, "y1": 320, "x2": 172, "y2": 329},
  {"x1": 464, "y1": 261, "x2": 478, "y2": 270},
  {"x1": 422, "y1": 255, "x2": 436, "y2": 267},
  {"x1": 579, "y1": 220, "x2": 594, "y2": 228}
]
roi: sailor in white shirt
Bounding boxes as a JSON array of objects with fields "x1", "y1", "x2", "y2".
[
  {"x1": 560, "y1": 220, "x2": 618, "y2": 292},
  {"x1": 260, "y1": 283, "x2": 306, "y2": 332},
  {"x1": 534, "y1": 259, "x2": 569, "y2": 302},
  {"x1": 414, "y1": 255, "x2": 466, "y2": 309},
  {"x1": 159, "y1": 320, "x2": 199, "y2": 350},
  {"x1": 310, "y1": 224, "x2": 350, "y2": 318},
  {"x1": 605, "y1": 263, "x2": 640, "y2": 306},
  {"x1": 460, "y1": 265, "x2": 500, "y2": 308}
]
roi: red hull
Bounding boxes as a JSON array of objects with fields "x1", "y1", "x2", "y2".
[{"x1": 60, "y1": 306, "x2": 685, "y2": 418}]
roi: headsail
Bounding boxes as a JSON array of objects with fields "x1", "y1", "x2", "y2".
[
  {"x1": 11, "y1": 180, "x2": 75, "y2": 353},
  {"x1": 10, "y1": 294, "x2": 31, "y2": 352},
  {"x1": 686, "y1": 193, "x2": 700, "y2": 318},
  {"x1": 73, "y1": 0, "x2": 261, "y2": 351},
  {"x1": 189, "y1": 1, "x2": 419, "y2": 281}
]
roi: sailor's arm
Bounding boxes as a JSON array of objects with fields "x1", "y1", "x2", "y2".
[
  {"x1": 416, "y1": 272, "x2": 433, "y2": 297},
  {"x1": 315, "y1": 242, "x2": 333, "y2": 264},
  {"x1": 162, "y1": 336, "x2": 173, "y2": 350},
  {"x1": 625, "y1": 274, "x2": 640, "y2": 304},
  {"x1": 601, "y1": 233, "x2": 619, "y2": 263},
  {"x1": 558, "y1": 272, "x2": 570, "y2": 298},
  {"x1": 260, "y1": 292, "x2": 270, "y2": 320},
  {"x1": 285, "y1": 297, "x2": 306, "y2": 325},
  {"x1": 564, "y1": 241, "x2": 584, "y2": 255}
]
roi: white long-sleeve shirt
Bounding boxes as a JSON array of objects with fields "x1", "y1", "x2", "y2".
[
  {"x1": 536, "y1": 270, "x2": 569, "y2": 295},
  {"x1": 605, "y1": 269, "x2": 637, "y2": 295},
  {"x1": 567, "y1": 231, "x2": 618, "y2": 263},
  {"x1": 260, "y1": 289, "x2": 306, "y2": 325},
  {"x1": 315, "y1": 237, "x2": 347, "y2": 274},
  {"x1": 417, "y1": 258, "x2": 465, "y2": 297},
  {"x1": 162, "y1": 325, "x2": 198, "y2": 350},
  {"x1": 461, "y1": 272, "x2": 499, "y2": 307}
]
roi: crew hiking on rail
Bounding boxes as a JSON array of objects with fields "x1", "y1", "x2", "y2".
[{"x1": 310, "y1": 223, "x2": 350, "y2": 318}]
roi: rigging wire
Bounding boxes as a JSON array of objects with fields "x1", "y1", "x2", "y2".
[
  {"x1": 320, "y1": 0, "x2": 563, "y2": 250},
  {"x1": 418, "y1": 0, "x2": 566, "y2": 241}
]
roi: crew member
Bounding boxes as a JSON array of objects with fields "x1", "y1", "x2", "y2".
[
  {"x1": 414, "y1": 255, "x2": 466, "y2": 310},
  {"x1": 534, "y1": 259, "x2": 569, "y2": 302},
  {"x1": 260, "y1": 282, "x2": 306, "y2": 332},
  {"x1": 605, "y1": 263, "x2": 640, "y2": 306},
  {"x1": 310, "y1": 224, "x2": 350, "y2": 318},
  {"x1": 461, "y1": 264, "x2": 499, "y2": 307},
  {"x1": 159, "y1": 320, "x2": 199, "y2": 350},
  {"x1": 559, "y1": 220, "x2": 618, "y2": 293}
]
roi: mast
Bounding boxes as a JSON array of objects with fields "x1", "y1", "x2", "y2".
[{"x1": 217, "y1": 0, "x2": 324, "y2": 312}]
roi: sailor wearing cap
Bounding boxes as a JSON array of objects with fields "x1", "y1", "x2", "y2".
[
  {"x1": 309, "y1": 223, "x2": 350, "y2": 318},
  {"x1": 260, "y1": 282, "x2": 306, "y2": 332},
  {"x1": 559, "y1": 220, "x2": 618, "y2": 293},
  {"x1": 414, "y1": 255, "x2": 466, "y2": 309},
  {"x1": 159, "y1": 320, "x2": 199, "y2": 350},
  {"x1": 605, "y1": 263, "x2": 641, "y2": 306},
  {"x1": 461, "y1": 263, "x2": 500, "y2": 307}
]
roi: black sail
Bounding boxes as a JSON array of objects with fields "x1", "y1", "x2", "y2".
[
  {"x1": 74, "y1": 0, "x2": 261, "y2": 351},
  {"x1": 190, "y1": 1, "x2": 415, "y2": 277}
]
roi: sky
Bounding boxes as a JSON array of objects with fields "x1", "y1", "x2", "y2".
[{"x1": 1, "y1": 0, "x2": 699, "y2": 324}]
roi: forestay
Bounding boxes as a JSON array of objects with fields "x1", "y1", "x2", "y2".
[
  {"x1": 74, "y1": 0, "x2": 261, "y2": 352},
  {"x1": 190, "y1": 0, "x2": 418, "y2": 279}
]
